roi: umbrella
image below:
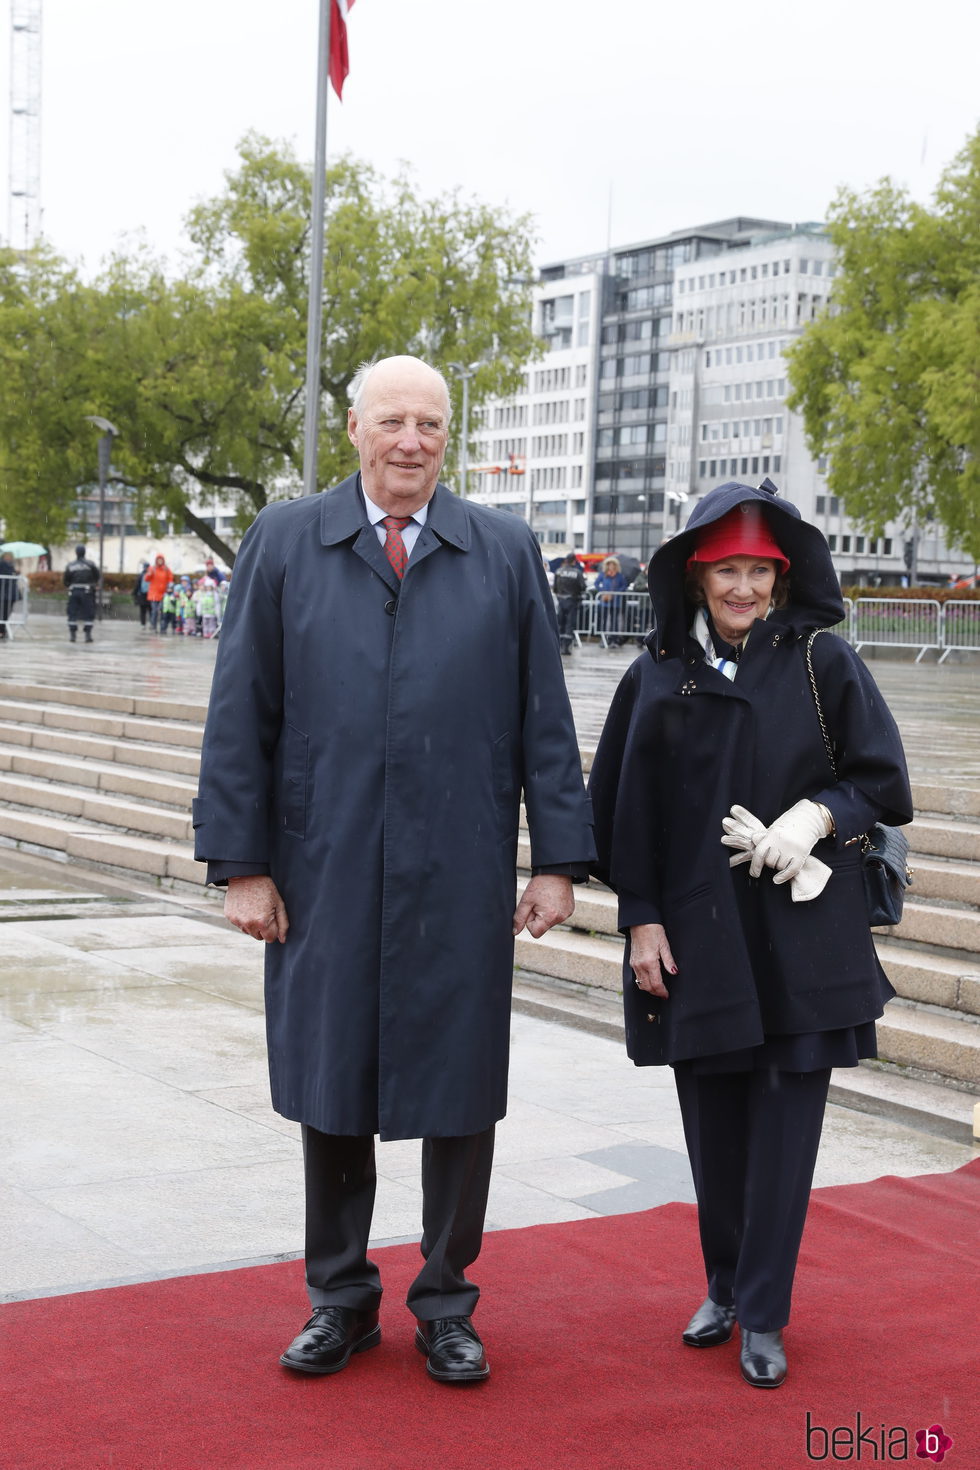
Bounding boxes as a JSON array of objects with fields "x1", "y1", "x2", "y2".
[
  {"x1": 613, "y1": 552, "x2": 641, "y2": 585},
  {"x1": 0, "y1": 541, "x2": 47, "y2": 558}
]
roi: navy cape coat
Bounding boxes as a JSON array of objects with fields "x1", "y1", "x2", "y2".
[
  {"x1": 588, "y1": 481, "x2": 913, "y2": 1067},
  {"x1": 193, "y1": 475, "x2": 595, "y2": 1139}
]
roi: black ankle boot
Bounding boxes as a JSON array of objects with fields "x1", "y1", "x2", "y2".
[
  {"x1": 84, "y1": 628, "x2": 93, "y2": 643},
  {"x1": 69, "y1": 627, "x2": 77, "y2": 642}
]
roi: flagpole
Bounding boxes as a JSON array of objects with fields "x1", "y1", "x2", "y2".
[{"x1": 302, "y1": 0, "x2": 332, "y2": 497}]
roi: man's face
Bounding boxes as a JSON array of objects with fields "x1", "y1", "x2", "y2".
[{"x1": 348, "y1": 362, "x2": 449, "y2": 514}]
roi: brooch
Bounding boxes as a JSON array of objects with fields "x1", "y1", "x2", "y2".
[{"x1": 680, "y1": 680, "x2": 697, "y2": 695}]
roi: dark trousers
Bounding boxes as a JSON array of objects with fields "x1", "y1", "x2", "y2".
[
  {"x1": 556, "y1": 597, "x2": 579, "y2": 652},
  {"x1": 301, "y1": 1123, "x2": 495, "y2": 1321},
  {"x1": 674, "y1": 1065, "x2": 831, "y2": 1332}
]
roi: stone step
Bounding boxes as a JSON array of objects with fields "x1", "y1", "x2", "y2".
[
  {"x1": 515, "y1": 926, "x2": 621, "y2": 992},
  {"x1": 873, "y1": 941, "x2": 980, "y2": 1016},
  {"x1": 0, "y1": 698, "x2": 204, "y2": 749},
  {"x1": 0, "y1": 773, "x2": 194, "y2": 842},
  {"x1": 877, "y1": 899, "x2": 980, "y2": 953},
  {"x1": 0, "y1": 724, "x2": 200, "y2": 777},
  {"x1": 0, "y1": 679, "x2": 207, "y2": 724},
  {"x1": 907, "y1": 856, "x2": 980, "y2": 910},
  {"x1": 0, "y1": 743, "x2": 197, "y2": 809},
  {"x1": 875, "y1": 1000, "x2": 980, "y2": 1089},
  {"x1": 907, "y1": 816, "x2": 980, "y2": 862},
  {"x1": 912, "y1": 784, "x2": 980, "y2": 820},
  {"x1": 0, "y1": 808, "x2": 199, "y2": 884}
]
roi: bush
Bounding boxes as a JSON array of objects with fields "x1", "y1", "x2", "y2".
[
  {"x1": 842, "y1": 584, "x2": 980, "y2": 603},
  {"x1": 28, "y1": 571, "x2": 138, "y2": 594}
]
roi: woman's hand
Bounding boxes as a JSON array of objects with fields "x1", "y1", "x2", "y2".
[{"x1": 629, "y1": 923, "x2": 676, "y2": 998}]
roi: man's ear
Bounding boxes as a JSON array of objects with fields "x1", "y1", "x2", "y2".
[{"x1": 347, "y1": 407, "x2": 358, "y2": 447}]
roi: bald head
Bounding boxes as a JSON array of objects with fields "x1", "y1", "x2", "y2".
[
  {"x1": 349, "y1": 356, "x2": 451, "y2": 422},
  {"x1": 347, "y1": 356, "x2": 452, "y2": 515}
]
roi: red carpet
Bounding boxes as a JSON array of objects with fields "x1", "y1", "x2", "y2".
[{"x1": 2, "y1": 1159, "x2": 978, "y2": 1470}]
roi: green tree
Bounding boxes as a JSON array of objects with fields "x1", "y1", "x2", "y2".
[
  {"x1": 0, "y1": 135, "x2": 539, "y2": 565},
  {"x1": 786, "y1": 128, "x2": 980, "y2": 559}
]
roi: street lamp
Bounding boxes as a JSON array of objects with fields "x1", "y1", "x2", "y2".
[
  {"x1": 447, "y1": 361, "x2": 481, "y2": 498},
  {"x1": 667, "y1": 489, "x2": 689, "y2": 535},
  {"x1": 83, "y1": 415, "x2": 119, "y2": 599}
]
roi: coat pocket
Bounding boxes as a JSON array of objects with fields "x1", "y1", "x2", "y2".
[{"x1": 281, "y1": 723, "x2": 309, "y2": 839}]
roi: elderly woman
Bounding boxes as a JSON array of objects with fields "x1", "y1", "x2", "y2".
[
  {"x1": 588, "y1": 480, "x2": 911, "y2": 1389},
  {"x1": 594, "y1": 555, "x2": 628, "y2": 646}
]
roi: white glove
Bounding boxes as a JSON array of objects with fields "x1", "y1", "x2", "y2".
[
  {"x1": 749, "y1": 799, "x2": 833, "y2": 882},
  {"x1": 721, "y1": 803, "x2": 833, "y2": 903},
  {"x1": 721, "y1": 806, "x2": 766, "y2": 868}
]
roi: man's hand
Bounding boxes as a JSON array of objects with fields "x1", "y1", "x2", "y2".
[
  {"x1": 628, "y1": 923, "x2": 676, "y2": 999},
  {"x1": 224, "y1": 875, "x2": 290, "y2": 944},
  {"x1": 513, "y1": 874, "x2": 574, "y2": 938}
]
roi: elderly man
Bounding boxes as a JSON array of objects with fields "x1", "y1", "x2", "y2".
[{"x1": 194, "y1": 355, "x2": 594, "y2": 1384}]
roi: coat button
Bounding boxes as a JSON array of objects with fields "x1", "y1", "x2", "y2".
[
  {"x1": 771, "y1": 633, "x2": 781, "y2": 645},
  {"x1": 384, "y1": 599, "x2": 397, "y2": 615}
]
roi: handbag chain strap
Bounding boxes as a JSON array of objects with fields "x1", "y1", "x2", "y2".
[
  {"x1": 806, "y1": 629, "x2": 871, "y2": 855},
  {"x1": 805, "y1": 630, "x2": 838, "y2": 779}
]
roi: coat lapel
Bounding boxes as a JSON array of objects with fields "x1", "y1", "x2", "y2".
[
  {"x1": 406, "y1": 482, "x2": 471, "y2": 574},
  {"x1": 318, "y1": 471, "x2": 399, "y2": 594}
]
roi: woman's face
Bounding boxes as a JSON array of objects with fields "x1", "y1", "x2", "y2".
[{"x1": 699, "y1": 555, "x2": 778, "y2": 644}]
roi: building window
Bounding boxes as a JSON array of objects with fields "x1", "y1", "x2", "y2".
[
  {"x1": 827, "y1": 534, "x2": 837, "y2": 551},
  {"x1": 841, "y1": 536, "x2": 851, "y2": 552}
]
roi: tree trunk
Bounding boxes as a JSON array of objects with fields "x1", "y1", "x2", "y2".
[{"x1": 180, "y1": 504, "x2": 240, "y2": 569}]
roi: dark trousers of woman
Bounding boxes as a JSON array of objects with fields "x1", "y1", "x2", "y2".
[
  {"x1": 301, "y1": 1123, "x2": 495, "y2": 1321},
  {"x1": 674, "y1": 1066, "x2": 831, "y2": 1333}
]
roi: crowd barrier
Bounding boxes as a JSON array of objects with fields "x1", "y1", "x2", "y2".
[
  {"x1": 0, "y1": 575, "x2": 29, "y2": 639},
  {"x1": 558, "y1": 591, "x2": 980, "y2": 659}
]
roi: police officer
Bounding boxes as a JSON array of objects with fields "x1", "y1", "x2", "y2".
[
  {"x1": 63, "y1": 544, "x2": 100, "y2": 644},
  {"x1": 553, "y1": 551, "x2": 586, "y2": 655}
]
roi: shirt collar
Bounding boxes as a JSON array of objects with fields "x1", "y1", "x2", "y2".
[{"x1": 361, "y1": 486, "x2": 429, "y2": 528}]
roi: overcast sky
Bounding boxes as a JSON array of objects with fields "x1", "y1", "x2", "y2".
[{"x1": 1, "y1": 0, "x2": 978, "y2": 275}]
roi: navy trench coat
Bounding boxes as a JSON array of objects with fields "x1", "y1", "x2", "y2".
[
  {"x1": 588, "y1": 481, "x2": 913, "y2": 1068},
  {"x1": 193, "y1": 475, "x2": 594, "y2": 1140}
]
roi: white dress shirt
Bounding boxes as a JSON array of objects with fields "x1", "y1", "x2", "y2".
[{"x1": 362, "y1": 487, "x2": 429, "y2": 562}]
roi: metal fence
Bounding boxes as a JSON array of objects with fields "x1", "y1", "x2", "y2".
[
  {"x1": 0, "y1": 575, "x2": 29, "y2": 639},
  {"x1": 938, "y1": 600, "x2": 980, "y2": 662},
  {"x1": 850, "y1": 598, "x2": 942, "y2": 662},
  {"x1": 558, "y1": 590, "x2": 980, "y2": 659}
]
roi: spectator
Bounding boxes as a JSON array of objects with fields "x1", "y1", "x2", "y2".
[
  {"x1": 196, "y1": 576, "x2": 220, "y2": 638},
  {"x1": 594, "y1": 555, "x2": 628, "y2": 647},
  {"x1": 160, "y1": 583, "x2": 178, "y2": 635},
  {"x1": 0, "y1": 551, "x2": 18, "y2": 640},
  {"x1": 144, "y1": 555, "x2": 172, "y2": 632},
  {"x1": 132, "y1": 561, "x2": 151, "y2": 627}
]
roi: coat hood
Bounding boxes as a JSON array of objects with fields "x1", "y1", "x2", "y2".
[{"x1": 645, "y1": 478, "x2": 844, "y2": 660}]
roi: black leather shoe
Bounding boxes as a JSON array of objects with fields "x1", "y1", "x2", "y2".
[
  {"x1": 415, "y1": 1316, "x2": 490, "y2": 1383},
  {"x1": 682, "y1": 1298, "x2": 736, "y2": 1347},
  {"x1": 739, "y1": 1328, "x2": 787, "y2": 1388},
  {"x1": 279, "y1": 1305, "x2": 380, "y2": 1375}
]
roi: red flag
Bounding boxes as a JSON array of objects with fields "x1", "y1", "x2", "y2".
[{"x1": 329, "y1": 0, "x2": 354, "y2": 99}]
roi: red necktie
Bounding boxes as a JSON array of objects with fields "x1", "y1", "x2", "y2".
[{"x1": 381, "y1": 515, "x2": 412, "y2": 580}]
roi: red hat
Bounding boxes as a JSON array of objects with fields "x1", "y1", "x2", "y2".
[{"x1": 686, "y1": 503, "x2": 790, "y2": 574}]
